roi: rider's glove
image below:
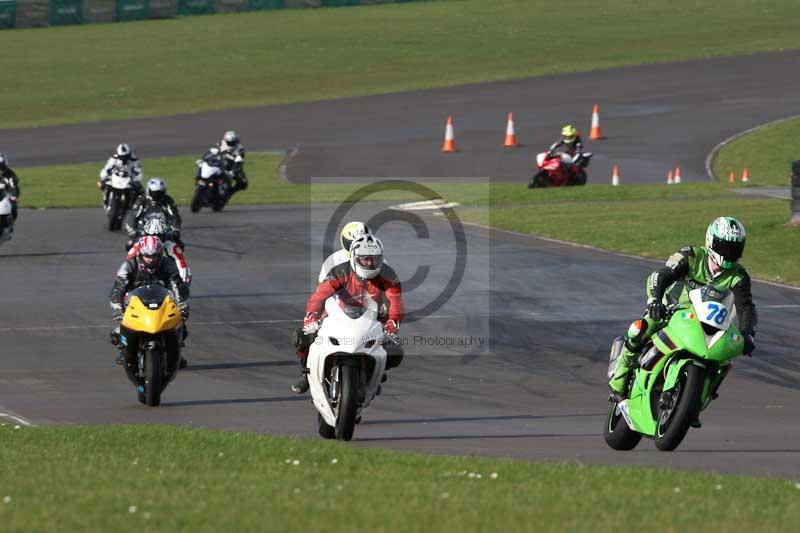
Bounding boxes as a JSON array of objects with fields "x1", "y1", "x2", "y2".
[
  {"x1": 743, "y1": 333, "x2": 755, "y2": 356},
  {"x1": 646, "y1": 298, "x2": 667, "y2": 321},
  {"x1": 383, "y1": 319, "x2": 400, "y2": 337},
  {"x1": 303, "y1": 312, "x2": 321, "y2": 334},
  {"x1": 111, "y1": 303, "x2": 123, "y2": 322}
]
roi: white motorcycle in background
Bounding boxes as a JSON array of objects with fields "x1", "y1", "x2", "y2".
[
  {"x1": 0, "y1": 183, "x2": 14, "y2": 246},
  {"x1": 308, "y1": 291, "x2": 388, "y2": 441},
  {"x1": 190, "y1": 151, "x2": 231, "y2": 213},
  {"x1": 104, "y1": 168, "x2": 137, "y2": 231}
]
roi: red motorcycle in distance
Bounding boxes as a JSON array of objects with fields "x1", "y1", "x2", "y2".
[{"x1": 528, "y1": 151, "x2": 592, "y2": 188}]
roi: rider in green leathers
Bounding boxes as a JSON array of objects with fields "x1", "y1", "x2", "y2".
[{"x1": 609, "y1": 217, "x2": 757, "y2": 405}]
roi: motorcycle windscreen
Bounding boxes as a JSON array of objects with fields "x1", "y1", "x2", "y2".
[
  {"x1": 127, "y1": 284, "x2": 174, "y2": 307},
  {"x1": 329, "y1": 288, "x2": 380, "y2": 321}
]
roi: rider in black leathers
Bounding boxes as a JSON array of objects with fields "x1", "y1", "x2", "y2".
[{"x1": 124, "y1": 178, "x2": 182, "y2": 242}]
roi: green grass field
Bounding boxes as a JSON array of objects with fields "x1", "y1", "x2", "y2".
[
  {"x1": 465, "y1": 184, "x2": 800, "y2": 286},
  {"x1": 712, "y1": 116, "x2": 800, "y2": 187},
  {"x1": 2, "y1": 0, "x2": 800, "y2": 128},
  {"x1": 1, "y1": 425, "x2": 799, "y2": 532}
]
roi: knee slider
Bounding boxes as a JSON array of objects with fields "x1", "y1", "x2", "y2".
[{"x1": 292, "y1": 328, "x2": 314, "y2": 351}]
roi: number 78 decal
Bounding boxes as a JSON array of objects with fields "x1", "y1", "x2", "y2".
[{"x1": 706, "y1": 303, "x2": 729, "y2": 325}]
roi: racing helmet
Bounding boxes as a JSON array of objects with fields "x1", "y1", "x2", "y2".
[
  {"x1": 222, "y1": 130, "x2": 240, "y2": 150},
  {"x1": 137, "y1": 235, "x2": 164, "y2": 274},
  {"x1": 705, "y1": 216, "x2": 746, "y2": 270},
  {"x1": 561, "y1": 124, "x2": 577, "y2": 144},
  {"x1": 350, "y1": 235, "x2": 383, "y2": 280},
  {"x1": 116, "y1": 143, "x2": 133, "y2": 161},
  {"x1": 0, "y1": 153, "x2": 8, "y2": 171},
  {"x1": 340, "y1": 221, "x2": 373, "y2": 257},
  {"x1": 146, "y1": 178, "x2": 167, "y2": 203}
]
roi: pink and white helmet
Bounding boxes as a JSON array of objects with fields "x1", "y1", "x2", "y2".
[{"x1": 138, "y1": 235, "x2": 164, "y2": 274}]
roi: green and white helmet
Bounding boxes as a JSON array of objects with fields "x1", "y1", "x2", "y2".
[{"x1": 705, "y1": 216, "x2": 746, "y2": 269}]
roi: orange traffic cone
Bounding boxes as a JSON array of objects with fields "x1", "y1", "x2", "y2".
[
  {"x1": 667, "y1": 170, "x2": 674, "y2": 184},
  {"x1": 442, "y1": 116, "x2": 456, "y2": 153},
  {"x1": 589, "y1": 104, "x2": 603, "y2": 140},
  {"x1": 741, "y1": 167, "x2": 750, "y2": 183},
  {"x1": 611, "y1": 165, "x2": 620, "y2": 186},
  {"x1": 728, "y1": 171, "x2": 736, "y2": 184},
  {"x1": 504, "y1": 112, "x2": 518, "y2": 147},
  {"x1": 674, "y1": 166, "x2": 682, "y2": 184}
]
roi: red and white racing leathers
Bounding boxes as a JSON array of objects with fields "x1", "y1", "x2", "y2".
[{"x1": 127, "y1": 240, "x2": 192, "y2": 285}]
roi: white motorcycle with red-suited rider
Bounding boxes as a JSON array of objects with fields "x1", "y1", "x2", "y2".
[{"x1": 308, "y1": 290, "x2": 388, "y2": 441}]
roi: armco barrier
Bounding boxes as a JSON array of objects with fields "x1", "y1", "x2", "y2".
[
  {"x1": 50, "y1": 0, "x2": 83, "y2": 25},
  {"x1": 84, "y1": 0, "x2": 114, "y2": 23},
  {"x1": 1, "y1": 0, "x2": 420, "y2": 29},
  {"x1": 215, "y1": 0, "x2": 246, "y2": 14},
  {"x1": 0, "y1": 1, "x2": 15, "y2": 29},
  {"x1": 116, "y1": 0, "x2": 148, "y2": 21},
  {"x1": 249, "y1": 0, "x2": 284, "y2": 9},
  {"x1": 16, "y1": 0, "x2": 49, "y2": 27},
  {"x1": 177, "y1": 0, "x2": 212, "y2": 15},
  {"x1": 148, "y1": 0, "x2": 175, "y2": 18}
]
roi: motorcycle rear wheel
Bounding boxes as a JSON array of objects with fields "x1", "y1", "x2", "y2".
[
  {"x1": 144, "y1": 346, "x2": 163, "y2": 407},
  {"x1": 335, "y1": 365, "x2": 358, "y2": 441},
  {"x1": 655, "y1": 364, "x2": 706, "y2": 451},
  {"x1": 603, "y1": 401, "x2": 642, "y2": 450}
]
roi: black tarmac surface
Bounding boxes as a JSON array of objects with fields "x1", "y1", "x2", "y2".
[
  {"x1": 1, "y1": 203, "x2": 798, "y2": 477},
  {"x1": 2, "y1": 52, "x2": 800, "y2": 478}
]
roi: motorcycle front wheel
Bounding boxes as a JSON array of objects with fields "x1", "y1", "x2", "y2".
[
  {"x1": 107, "y1": 195, "x2": 121, "y2": 231},
  {"x1": 144, "y1": 346, "x2": 163, "y2": 407},
  {"x1": 190, "y1": 187, "x2": 203, "y2": 213},
  {"x1": 335, "y1": 365, "x2": 358, "y2": 441},
  {"x1": 317, "y1": 413, "x2": 335, "y2": 439},
  {"x1": 603, "y1": 401, "x2": 642, "y2": 450},
  {"x1": 655, "y1": 364, "x2": 706, "y2": 451},
  {"x1": 528, "y1": 170, "x2": 549, "y2": 189}
]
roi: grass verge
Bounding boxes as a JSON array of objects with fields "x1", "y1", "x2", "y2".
[
  {"x1": 1, "y1": 425, "x2": 799, "y2": 532},
  {"x1": 461, "y1": 184, "x2": 800, "y2": 286},
  {"x1": 712, "y1": 116, "x2": 800, "y2": 187},
  {"x1": 2, "y1": 0, "x2": 800, "y2": 128}
]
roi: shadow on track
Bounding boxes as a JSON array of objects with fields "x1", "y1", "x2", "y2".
[
  {"x1": 185, "y1": 361, "x2": 295, "y2": 371},
  {"x1": 362, "y1": 412, "x2": 604, "y2": 426},
  {"x1": 357, "y1": 432, "x2": 599, "y2": 442},
  {"x1": 162, "y1": 395, "x2": 304, "y2": 407}
]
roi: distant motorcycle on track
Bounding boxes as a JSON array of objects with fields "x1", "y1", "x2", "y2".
[
  {"x1": 528, "y1": 151, "x2": 592, "y2": 188},
  {"x1": 103, "y1": 168, "x2": 138, "y2": 231},
  {"x1": 191, "y1": 151, "x2": 231, "y2": 213},
  {"x1": 0, "y1": 183, "x2": 14, "y2": 246}
]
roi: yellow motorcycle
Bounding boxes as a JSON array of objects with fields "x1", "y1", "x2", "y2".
[{"x1": 118, "y1": 284, "x2": 184, "y2": 406}]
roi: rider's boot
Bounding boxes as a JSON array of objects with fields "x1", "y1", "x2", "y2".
[
  {"x1": 608, "y1": 347, "x2": 635, "y2": 397},
  {"x1": 291, "y1": 355, "x2": 310, "y2": 394},
  {"x1": 109, "y1": 325, "x2": 125, "y2": 365}
]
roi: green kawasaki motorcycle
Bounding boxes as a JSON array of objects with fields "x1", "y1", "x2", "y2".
[{"x1": 604, "y1": 285, "x2": 745, "y2": 451}]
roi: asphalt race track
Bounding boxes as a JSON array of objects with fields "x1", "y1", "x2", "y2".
[
  {"x1": 2, "y1": 51, "x2": 800, "y2": 184},
  {"x1": 2, "y1": 52, "x2": 800, "y2": 478}
]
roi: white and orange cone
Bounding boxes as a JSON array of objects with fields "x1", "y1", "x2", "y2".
[
  {"x1": 741, "y1": 167, "x2": 750, "y2": 183},
  {"x1": 666, "y1": 170, "x2": 674, "y2": 184},
  {"x1": 504, "y1": 112, "x2": 518, "y2": 147},
  {"x1": 442, "y1": 116, "x2": 456, "y2": 153},
  {"x1": 674, "y1": 166, "x2": 682, "y2": 184},
  {"x1": 728, "y1": 171, "x2": 736, "y2": 184},
  {"x1": 611, "y1": 165, "x2": 620, "y2": 186},
  {"x1": 589, "y1": 104, "x2": 603, "y2": 140}
]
